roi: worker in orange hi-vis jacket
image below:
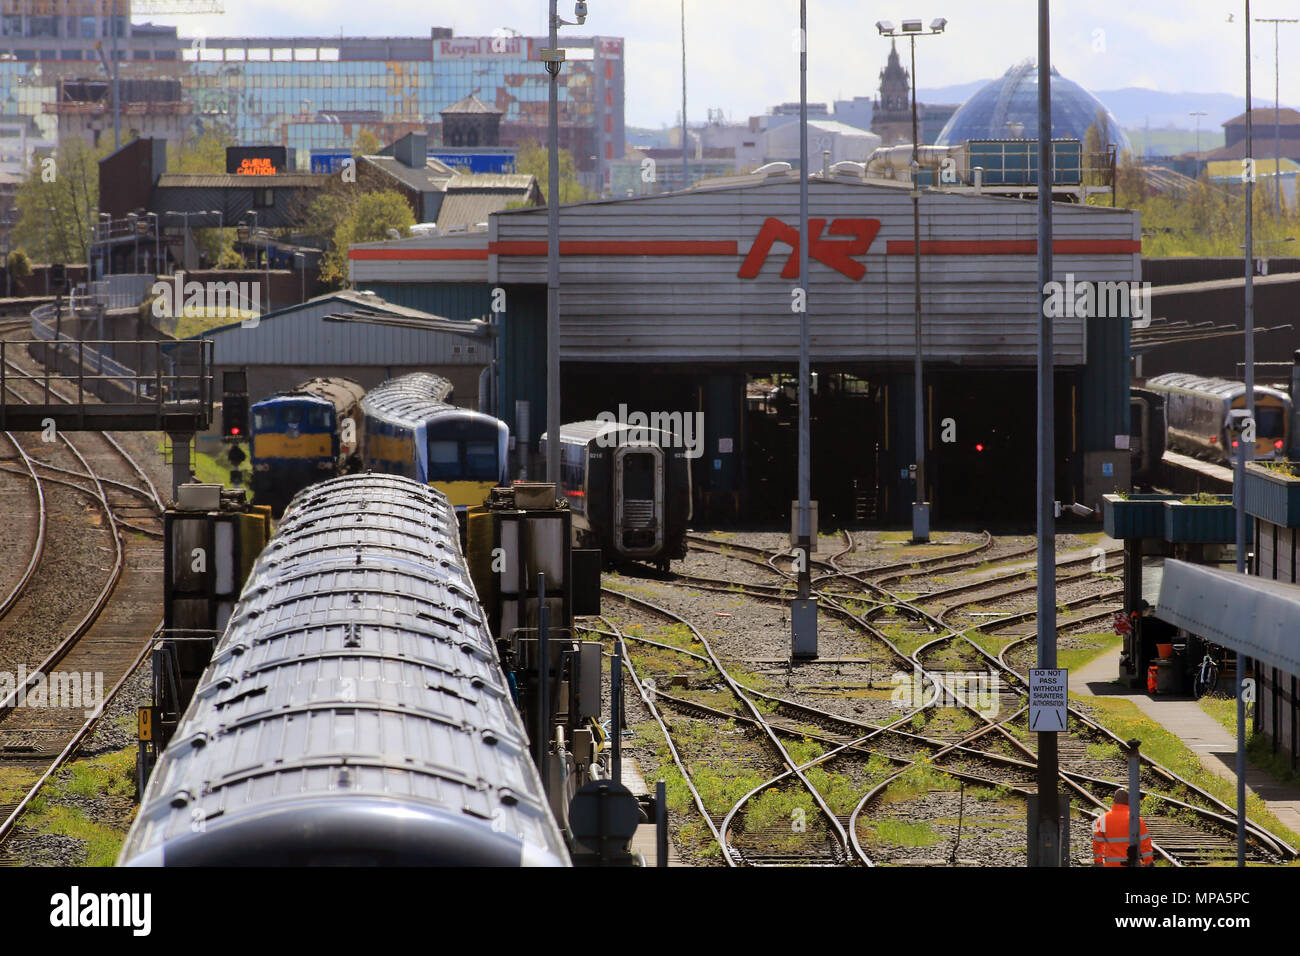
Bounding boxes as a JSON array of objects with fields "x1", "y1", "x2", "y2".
[{"x1": 1092, "y1": 789, "x2": 1154, "y2": 866}]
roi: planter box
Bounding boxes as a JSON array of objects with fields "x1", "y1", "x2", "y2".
[
  {"x1": 1162, "y1": 497, "x2": 1236, "y2": 543},
  {"x1": 1243, "y1": 461, "x2": 1300, "y2": 528},
  {"x1": 1103, "y1": 493, "x2": 1176, "y2": 539}
]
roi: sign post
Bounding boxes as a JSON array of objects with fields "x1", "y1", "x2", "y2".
[{"x1": 1029, "y1": 668, "x2": 1068, "y2": 732}]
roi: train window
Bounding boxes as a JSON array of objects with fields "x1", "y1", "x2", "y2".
[
  {"x1": 254, "y1": 410, "x2": 276, "y2": 430},
  {"x1": 308, "y1": 408, "x2": 332, "y2": 429},
  {"x1": 428, "y1": 440, "x2": 461, "y2": 478},
  {"x1": 1257, "y1": 407, "x2": 1285, "y2": 438},
  {"x1": 283, "y1": 408, "x2": 302, "y2": 427},
  {"x1": 464, "y1": 441, "x2": 499, "y2": 479},
  {"x1": 622, "y1": 452, "x2": 655, "y2": 499}
]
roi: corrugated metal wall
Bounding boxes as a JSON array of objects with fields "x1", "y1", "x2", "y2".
[
  {"x1": 488, "y1": 180, "x2": 1141, "y2": 365},
  {"x1": 197, "y1": 296, "x2": 488, "y2": 367}
]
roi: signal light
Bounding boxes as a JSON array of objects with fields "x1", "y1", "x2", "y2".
[
  {"x1": 1275, "y1": 440, "x2": 1284, "y2": 449},
  {"x1": 975, "y1": 443, "x2": 985, "y2": 452},
  {"x1": 222, "y1": 393, "x2": 249, "y2": 440},
  {"x1": 1231, "y1": 440, "x2": 1239, "y2": 448},
  {"x1": 1209, "y1": 436, "x2": 1217, "y2": 443}
]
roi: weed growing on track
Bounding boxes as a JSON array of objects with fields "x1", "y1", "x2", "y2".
[
  {"x1": 863, "y1": 819, "x2": 942, "y2": 848},
  {"x1": 13, "y1": 747, "x2": 136, "y2": 866}
]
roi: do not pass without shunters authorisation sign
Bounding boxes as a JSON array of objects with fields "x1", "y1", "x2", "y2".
[{"x1": 1029, "y1": 668, "x2": 1068, "y2": 731}]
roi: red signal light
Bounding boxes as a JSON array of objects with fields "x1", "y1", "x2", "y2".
[
  {"x1": 975, "y1": 443, "x2": 985, "y2": 452},
  {"x1": 231, "y1": 426, "x2": 241, "y2": 436},
  {"x1": 1209, "y1": 436, "x2": 1217, "y2": 443},
  {"x1": 1275, "y1": 440, "x2": 1284, "y2": 449},
  {"x1": 1231, "y1": 440, "x2": 1239, "y2": 448}
]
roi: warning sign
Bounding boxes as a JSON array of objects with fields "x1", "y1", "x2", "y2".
[{"x1": 1029, "y1": 668, "x2": 1068, "y2": 731}]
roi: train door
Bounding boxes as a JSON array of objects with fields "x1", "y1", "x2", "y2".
[{"x1": 614, "y1": 444, "x2": 664, "y2": 557}]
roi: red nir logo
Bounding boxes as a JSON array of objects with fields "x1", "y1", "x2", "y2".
[{"x1": 737, "y1": 217, "x2": 881, "y2": 280}]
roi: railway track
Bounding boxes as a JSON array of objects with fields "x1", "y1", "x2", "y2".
[
  {"x1": 0, "y1": 339, "x2": 166, "y2": 861},
  {"x1": 619, "y1": 530, "x2": 1295, "y2": 866}
]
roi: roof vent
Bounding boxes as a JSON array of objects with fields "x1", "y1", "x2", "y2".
[{"x1": 752, "y1": 161, "x2": 793, "y2": 177}]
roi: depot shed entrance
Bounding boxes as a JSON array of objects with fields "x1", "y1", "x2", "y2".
[{"x1": 350, "y1": 168, "x2": 1138, "y2": 524}]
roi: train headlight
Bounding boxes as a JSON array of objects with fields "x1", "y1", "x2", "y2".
[
  {"x1": 316, "y1": 460, "x2": 334, "y2": 470},
  {"x1": 253, "y1": 463, "x2": 270, "y2": 472}
]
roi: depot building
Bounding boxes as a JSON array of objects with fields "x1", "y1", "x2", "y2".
[{"x1": 348, "y1": 165, "x2": 1139, "y2": 525}]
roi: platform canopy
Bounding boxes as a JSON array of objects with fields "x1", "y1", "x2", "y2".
[{"x1": 1156, "y1": 559, "x2": 1300, "y2": 675}]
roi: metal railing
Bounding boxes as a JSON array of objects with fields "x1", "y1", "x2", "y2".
[{"x1": 2, "y1": 320, "x2": 213, "y2": 424}]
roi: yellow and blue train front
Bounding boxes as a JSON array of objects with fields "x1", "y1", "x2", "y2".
[{"x1": 250, "y1": 397, "x2": 338, "y2": 507}]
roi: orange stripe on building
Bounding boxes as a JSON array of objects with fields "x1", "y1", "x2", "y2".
[
  {"x1": 886, "y1": 239, "x2": 1141, "y2": 255},
  {"x1": 488, "y1": 240, "x2": 740, "y2": 256}
]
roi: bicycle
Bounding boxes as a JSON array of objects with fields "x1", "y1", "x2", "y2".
[{"x1": 1192, "y1": 646, "x2": 1220, "y2": 700}]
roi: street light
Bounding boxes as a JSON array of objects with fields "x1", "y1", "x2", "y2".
[
  {"x1": 542, "y1": 1, "x2": 591, "y2": 486},
  {"x1": 876, "y1": 15, "x2": 946, "y2": 544},
  {"x1": 1254, "y1": 17, "x2": 1297, "y2": 218}
]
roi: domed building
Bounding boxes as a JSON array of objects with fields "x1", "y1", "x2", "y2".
[{"x1": 934, "y1": 60, "x2": 1131, "y2": 156}]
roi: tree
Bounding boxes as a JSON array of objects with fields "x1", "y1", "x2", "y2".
[
  {"x1": 514, "y1": 139, "x2": 594, "y2": 204},
  {"x1": 318, "y1": 189, "x2": 415, "y2": 286},
  {"x1": 354, "y1": 128, "x2": 382, "y2": 156},
  {"x1": 12, "y1": 135, "x2": 110, "y2": 264},
  {"x1": 169, "y1": 126, "x2": 235, "y2": 174}
]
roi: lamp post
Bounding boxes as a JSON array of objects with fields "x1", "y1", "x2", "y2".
[
  {"x1": 791, "y1": 0, "x2": 816, "y2": 658},
  {"x1": 541, "y1": 1, "x2": 590, "y2": 486},
  {"x1": 1032, "y1": 0, "x2": 1061, "y2": 867},
  {"x1": 1238, "y1": 0, "x2": 1257, "y2": 870},
  {"x1": 876, "y1": 17, "x2": 946, "y2": 545},
  {"x1": 681, "y1": 0, "x2": 688, "y2": 190},
  {"x1": 1254, "y1": 17, "x2": 1297, "y2": 218}
]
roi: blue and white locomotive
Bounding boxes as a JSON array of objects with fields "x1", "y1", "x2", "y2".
[{"x1": 359, "y1": 373, "x2": 509, "y2": 511}]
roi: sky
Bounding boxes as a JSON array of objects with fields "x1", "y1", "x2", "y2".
[{"x1": 149, "y1": 1, "x2": 1300, "y2": 129}]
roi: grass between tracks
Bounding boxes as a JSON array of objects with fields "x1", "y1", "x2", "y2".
[
  {"x1": 1074, "y1": 695, "x2": 1300, "y2": 851},
  {"x1": 3, "y1": 747, "x2": 137, "y2": 866}
]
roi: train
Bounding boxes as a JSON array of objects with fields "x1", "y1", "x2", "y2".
[
  {"x1": 1144, "y1": 372, "x2": 1292, "y2": 465},
  {"x1": 250, "y1": 376, "x2": 366, "y2": 514},
  {"x1": 118, "y1": 473, "x2": 569, "y2": 866},
  {"x1": 359, "y1": 372, "x2": 509, "y2": 511},
  {"x1": 1128, "y1": 386, "x2": 1167, "y2": 487},
  {"x1": 540, "y1": 420, "x2": 692, "y2": 571}
]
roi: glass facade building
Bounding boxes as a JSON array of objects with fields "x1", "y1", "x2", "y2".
[
  {"x1": 935, "y1": 61, "x2": 1132, "y2": 157},
  {"x1": 0, "y1": 14, "x2": 625, "y2": 191}
]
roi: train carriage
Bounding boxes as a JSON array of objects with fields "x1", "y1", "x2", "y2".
[
  {"x1": 118, "y1": 474, "x2": 568, "y2": 866},
  {"x1": 359, "y1": 373, "x2": 509, "y2": 511},
  {"x1": 250, "y1": 376, "x2": 366, "y2": 514},
  {"x1": 1145, "y1": 373, "x2": 1291, "y2": 465},
  {"x1": 541, "y1": 420, "x2": 691, "y2": 571}
]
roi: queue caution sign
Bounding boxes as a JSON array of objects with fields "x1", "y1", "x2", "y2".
[{"x1": 1029, "y1": 668, "x2": 1068, "y2": 731}]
